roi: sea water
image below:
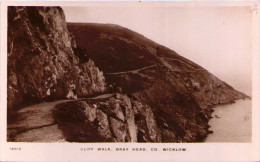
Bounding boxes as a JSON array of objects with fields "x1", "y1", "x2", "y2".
[{"x1": 204, "y1": 99, "x2": 252, "y2": 143}]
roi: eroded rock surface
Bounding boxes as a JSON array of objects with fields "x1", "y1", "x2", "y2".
[
  {"x1": 52, "y1": 94, "x2": 160, "y2": 142},
  {"x1": 8, "y1": 7, "x2": 105, "y2": 112}
]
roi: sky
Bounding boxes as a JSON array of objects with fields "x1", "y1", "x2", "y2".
[{"x1": 63, "y1": 6, "x2": 252, "y2": 95}]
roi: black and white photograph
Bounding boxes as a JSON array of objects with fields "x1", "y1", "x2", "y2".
[{"x1": 1, "y1": 1, "x2": 259, "y2": 161}]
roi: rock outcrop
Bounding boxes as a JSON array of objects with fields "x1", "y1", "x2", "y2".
[
  {"x1": 7, "y1": 7, "x2": 106, "y2": 111},
  {"x1": 53, "y1": 93, "x2": 161, "y2": 142}
]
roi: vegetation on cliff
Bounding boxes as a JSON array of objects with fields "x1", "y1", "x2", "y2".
[{"x1": 7, "y1": 7, "x2": 248, "y2": 143}]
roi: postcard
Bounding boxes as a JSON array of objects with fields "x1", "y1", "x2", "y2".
[{"x1": 0, "y1": 1, "x2": 259, "y2": 161}]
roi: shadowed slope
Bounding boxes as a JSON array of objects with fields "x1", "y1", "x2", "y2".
[{"x1": 68, "y1": 23, "x2": 248, "y2": 142}]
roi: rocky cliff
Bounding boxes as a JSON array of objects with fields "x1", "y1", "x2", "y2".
[
  {"x1": 7, "y1": 7, "x2": 248, "y2": 143},
  {"x1": 7, "y1": 7, "x2": 105, "y2": 112}
]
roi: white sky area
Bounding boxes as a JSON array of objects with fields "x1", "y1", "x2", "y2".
[{"x1": 63, "y1": 6, "x2": 252, "y2": 95}]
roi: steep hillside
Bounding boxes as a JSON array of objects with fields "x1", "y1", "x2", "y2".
[
  {"x1": 7, "y1": 7, "x2": 106, "y2": 112},
  {"x1": 68, "y1": 23, "x2": 248, "y2": 142},
  {"x1": 7, "y1": 7, "x2": 248, "y2": 143},
  {"x1": 67, "y1": 23, "x2": 203, "y2": 73}
]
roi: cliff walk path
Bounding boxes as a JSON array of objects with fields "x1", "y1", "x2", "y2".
[
  {"x1": 106, "y1": 64, "x2": 157, "y2": 75},
  {"x1": 7, "y1": 93, "x2": 114, "y2": 142},
  {"x1": 161, "y1": 57, "x2": 205, "y2": 71},
  {"x1": 105, "y1": 57, "x2": 206, "y2": 75}
]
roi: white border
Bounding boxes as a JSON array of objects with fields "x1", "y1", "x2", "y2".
[{"x1": 0, "y1": 1, "x2": 259, "y2": 161}]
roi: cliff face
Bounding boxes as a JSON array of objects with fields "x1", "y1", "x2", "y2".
[{"x1": 7, "y1": 7, "x2": 105, "y2": 111}]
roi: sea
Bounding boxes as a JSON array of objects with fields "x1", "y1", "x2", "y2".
[
  {"x1": 204, "y1": 99, "x2": 252, "y2": 143},
  {"x1": 202, "y1": 72, "x2": 253, "y2": 143}
]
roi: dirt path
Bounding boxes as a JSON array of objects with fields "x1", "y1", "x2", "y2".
[
  {"x1": 8, "y1": 100, "x2": 69, "y2": 142},
  {"x1": 105, "y1": 57, "x2": 206, "y2": 76},
  {"x1": 79, "y1": 93, "x2": 114, "y2": 100},
  {"x1": 106, "y1": 64, "x2": 157, "y2": 75},
  {"x1": 162, "y1": 57, "x2": 206, "y2": 71},
  {"x1": 7, "y1": 93, "x2": 114, "y2": 142}
]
